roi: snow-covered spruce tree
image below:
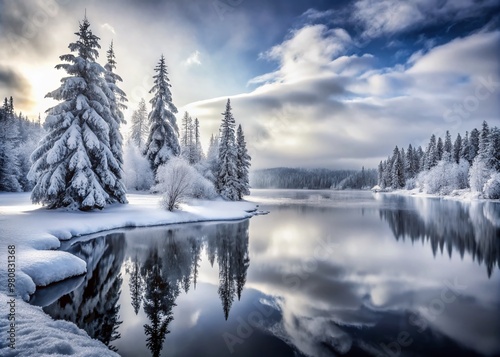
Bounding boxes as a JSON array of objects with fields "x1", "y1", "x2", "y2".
[
  {"x1": 216, "y1": 99, "x2": 239, "y2": 200},
  {"x1": 391, "y1": 146, "x2": 405, "y2": 189},
  {"x1": 443, "y1": 130, "x2": 452, "y2": 162},
  {"x1": 130, "y1": 98, "x2": 149, "y2": 149},
  {"x1": 236, "y1": 124, "x2": 251, "y2": 199},
  {"x1": 180, "y1": 111, "x2": 192, "y2": 152},
  {"x1": 453, "y1": 133, "x2": 462, "y2": 164},
  {"x1": 468, "y1": 128, "x2": 480, "y2": 164},
  {"x1": 424, "y1": 134, "x2": 438, "y2": 170},
  {"x1": 487, "y1": 126, "x2": 500, "y2": 172},
  {"x1": 28, "y1": 17, "x2": 125, "y2": 210},
  {"x1": 436, "y1": 137, "x2": 443, "y2": 162},
  {"x1": 104, "y1": 41, "x2": 128, "y2": 203},
  {"x1": 204, "y1": 133, "x2": 219, "y2": 183},
  {"x1": 469, "y1": 121, "x2": 492, "y2": 194},
  {"x1": 143, "y1": 55, "x2": 180, "y2": 177},
  {"x1": 192, "y1": 118, "x2": 203, "y2": 165},
  {"x1": 0, "y1": 98, "x2": 22, "y2": 192}
]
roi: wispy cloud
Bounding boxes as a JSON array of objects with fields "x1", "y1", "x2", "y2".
[
  {"x1": 185, "y1": 50, "x2": 202, "y2": 66},
  {"x1": 101, "y1": 23, "x2": 116, "y2": 34}
]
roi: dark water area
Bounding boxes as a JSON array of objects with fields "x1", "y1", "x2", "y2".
[{"x1": 33, "y1": 190, "x2": 500, "y2": 357}]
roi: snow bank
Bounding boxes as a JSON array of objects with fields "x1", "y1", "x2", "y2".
[
  {"x1": 382, "y1": 188, "x2": 492, "y2": 202},
  {"x1": 0, "y1": 293, "x2": 118, "y2": 357},
  {"x1": 0, "y1": 192, "x2": 256, "y2": 301}
]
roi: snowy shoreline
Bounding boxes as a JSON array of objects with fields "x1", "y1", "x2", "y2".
[
  {"x1": 0, "y1": 192, "x2": 257, "y2": 301},
  {"x1": 373, "y1": 187, "x2": 499, "y2": 202},
  {"x1": 0, "y1": 192, "x2": 257, "y2": 356}
]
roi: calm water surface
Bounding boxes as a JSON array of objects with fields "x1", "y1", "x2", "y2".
[{"x1": 33, "y1": 190, "x2": 500, "y2": 357}]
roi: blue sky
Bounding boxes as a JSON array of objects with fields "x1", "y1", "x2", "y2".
[{"x1": 0, "y1": 0, "x2": 499, "y2": 169}]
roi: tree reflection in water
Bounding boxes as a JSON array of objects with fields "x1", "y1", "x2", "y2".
[
  {"x1": 379, "y1": 196, "x2": 500, "y2": 277},
  {"x1": 43, "y1": 233, "x2": 126, "y2": 351},
  {"x1": 42, "y1": 220, "x2": 250, "y2": 356}
]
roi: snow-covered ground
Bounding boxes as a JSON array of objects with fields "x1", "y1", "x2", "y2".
[
  {"x1": 0, "y1": 192, "x2": 256, "y2": 356},
  {"x1": 382, "y1": 187, "x2": 488, "y2": 201}
]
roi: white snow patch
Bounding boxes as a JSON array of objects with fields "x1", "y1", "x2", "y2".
[{"x1": 0, "y1": 294, "x2": 118, "y2": 356}]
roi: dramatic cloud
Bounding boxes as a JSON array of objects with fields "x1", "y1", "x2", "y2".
[
  {"x1": 0, "y1": 0, "x2": 497, "y2": 169},
  {"x1": 0, "y1": 65, "x2": 34, "y2": 110},
  {"x1": 185, "y1": 26, "x2": 500, "y2": 169},
  {"x1": 351, "y1": 0, "x2": 499, "y2": 38}
]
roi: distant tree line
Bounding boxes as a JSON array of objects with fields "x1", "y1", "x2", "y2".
[
  {"x1": 251, "y1": 168, "x2": 353, "y2": 189},
  {"x1": 378, "y1": 120, "x2": 500, "y2": 198},
  {"x1": 0, "y1": 97, "x2": 44, "y2": 192}
]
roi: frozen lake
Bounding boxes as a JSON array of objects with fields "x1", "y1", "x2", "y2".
[{"x1": 34, "y1": 190, "x2": 500, "y2": 357}]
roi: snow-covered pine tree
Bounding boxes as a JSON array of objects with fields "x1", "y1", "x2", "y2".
[
  {"x1": 453, "y1": 133, "x2": 462, "y2": 164},
  {"x1": 443, "y1": 130, "x2": 452, "y2": 162},
  {"x1": 377, "y1": 161, "x2": 384, "y2": 187},
  {"x1": 216, "y1": 99, "x2": 239, "y2": 200},
  {"x1": 424, "y1": 134, "x2": 438, "y2": 170},
  {"x1": 205, "y1": 133, "x2": 219, "y2": 183},
  {"x1": 468, "y1": 128, "x2": 480, "y2": 163},
  {"x1": 469, "y1": 122, "x2": 492, "y2": 193},
  {"x1": 144, "y1": 55, "x2": 180, "y2": 177},
  {"x1": 29, "y1": 16, "x2": 124, "y2": 210},
  {"x1": 382, "y1": 155, "x2": 393, "y2": 188},
  {"x1": 236, "y1": 124, "x2": 251, "y2": 200},
  {"x1": 193, "y1": 118, "x2": 203, "y2": 165},
  {"x1": 478, "y1": 120, "x2": 490, "y2": 159},
  {"x1": 436, "y1": 137, "x2": 444, "y2": 162},
  {"x1": 487, "y1": 127, "x2": 500, "y2": 172},
  {"x1": 461, "y1": 131, "x2": 470, "y2": 162},
  {"x1": 415, "y1": 146, "x2": 423, "y2": 174},
  {"x1": 130, "y1": 98, "x2": 149, "y2": 149},
  {"x1": 104, "y1": 41, "x2": 128, "y2": 203},
  {"x1": 0, "y1": 98, "x2": 22, "y2": 192},
  {"x1": 391, "y1": 146, "x2": 405, "y2": 189},
  {"x1": 180, "y1": 112, "x2": 192, "y2": 150}
]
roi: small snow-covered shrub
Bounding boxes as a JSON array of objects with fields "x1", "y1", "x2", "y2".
[
  {"x1": 469, "y1": 158, "x2": 492, "y2": 193},
  {"x1": 155, "y1": 158, "x2": 195, "y2": 211},
  {"x1": 484, "y1": 173, "x2": 500, "y2": 199},
  {"x1": 405, "y1": 177, "x2": 417, "y2": 190},
  {"x1": 191, "y1": 174, "x2": 217, "y2": 199},
  {"x1": 417, "y1": 160, "x2": 469, "y2": 195},
  {"x1": 124, "y1": 143, "x2": 154, "y2": 191},
  {"x1": 154, "y1": 158, "x2": 218, "y2": 210}
]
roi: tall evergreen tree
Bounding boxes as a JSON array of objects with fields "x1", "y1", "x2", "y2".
[
  {"x1": 0, "y1": 99, "x2": 22, "y2": 192},
  {"x1": 487, "y1": 127, "x2": 500, "y2": 172},
  {"x1": 443, "y1": 130, "x2": 452, "y2": 162},
  {"x1": 29, "y1": 16, "x2": 125, "y2": 209},
  {"x1": 391, "y1": 146, "x2": 405, "y2": 189},
  {"x1": 436, "y1": 137, "x2": 444, "y2": 161},
  {"x1": 453, "y1": 133, "x2": 462, "y2": 164},
  {"x1": 130, "y1": 98, "x2": 149, "y2": 148},
  {"x1": 461, "y1": 131, "x2": 470, "y2": 162},
  {"x1": 236, "y1": 124, "x2": 251, "y2": 199},
  {"x1": 216, "y1": 99, "x2": 239, "y2": 200},
  {"x1": 104, "y1": 40, "x2": 128, "y2": 203},
  {"x1": 193, "y1": 118, "x2": 203, "y2": 164},
  {"x1": 180, "y1": 112, "x2": 192, "y2": 150},
  {"x1": 478, "y1": 120, "x2": 490, "y2": 160},
  {"x1": 469, "y1": 128, "x2": 480, "y2": 163},
  {"x1": 425, "y1": 134, "x2": 438, "y2": 170},
  {"x1": 144, "y1": 55, "x2": 180, "y2": 177},
  {"x1": 206, "y1": 133, "x2": 219, "y2": 183}
]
